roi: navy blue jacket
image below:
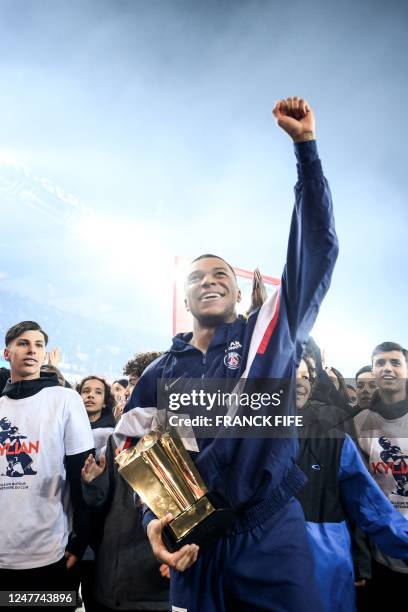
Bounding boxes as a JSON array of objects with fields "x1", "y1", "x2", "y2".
[{"x1": 115, "y1": 140, "x2": 339, "y2": 521}]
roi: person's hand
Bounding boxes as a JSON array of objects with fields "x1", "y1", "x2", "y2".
[
  {"x1": 248, "y1": 268, "x2": 268, "y2": 315},
  {"x1": 272, "y1": 97, "x2": 315, "y2": 142},
  {"x1": 113, "y1": 398, "x2": 126, "y2": 421},
  {"x1": 159, "y1": 563, "x2": 171, "y2": 579},
  {"x1": 47, "y1": 347, "x2": 62, "y2": 367},
  {"x1": 64, "y1": 551, "x2": 78, "y2": 569},
  {"x1": 81, "y1": 453, "x2": 106, "y2": 483},
  {"x1": 147, "y1": 513, "x2": 199, "y2": 572},
  {"x1": 355, "y1": 579, "x2": 367, "y2": 587}
]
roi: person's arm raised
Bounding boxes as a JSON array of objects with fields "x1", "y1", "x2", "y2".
[{"x1": 271, "y1": 96, "x2": 338, "y2": 350}]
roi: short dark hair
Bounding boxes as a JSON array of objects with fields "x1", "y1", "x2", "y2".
[
  {"x1": 355, "y1": 365, "x2": 372, "y2": 381},
  {"x1": 191, "y1": 254, "x2": 237, "y2": 279},
  {"x1": 346, "y1": 384, "x2": 356, "y2": 392},
  {"x1": 76, "y1": 375, "x2": 114, "y2": 413},
  {"x1": 371, "y1": 342, "x2": 408, "y2": 363},
  {"x1": 5, "y1": 321, "x2": 48, "y2": 346},
  {"x1": 123, "y1": 351, "x2": 163, "y2": 378},
  {"x1": 112, "y1": 378, "x2": 128, "y2": 389}
]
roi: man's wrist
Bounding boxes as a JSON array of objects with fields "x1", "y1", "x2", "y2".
[
  {"x1": 294, "y1": 139, "x2": 319, "y2": 165},
  {"x1": 293, "y1": 131, "x2": 315, "y2": 143}
]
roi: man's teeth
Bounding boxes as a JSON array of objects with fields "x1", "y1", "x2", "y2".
[{"x1": 202, "y1": 294, "x2": 221, "y2": 301}]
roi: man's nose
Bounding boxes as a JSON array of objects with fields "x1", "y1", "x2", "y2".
[{"x1": 201, "y1": 275, "x2": 216, "y2": 287}]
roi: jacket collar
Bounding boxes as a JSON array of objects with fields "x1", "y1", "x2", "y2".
[{"x1": 170, "y1": 316, "x2": 246, "y2": 353}]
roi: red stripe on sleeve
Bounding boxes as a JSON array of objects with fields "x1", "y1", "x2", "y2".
[
  {"x1": 257, "y1": 294, "x2": 280, "y2": 355},
  {"x1": 124, "y1": 436, "x2": 134, "y2": 450}
]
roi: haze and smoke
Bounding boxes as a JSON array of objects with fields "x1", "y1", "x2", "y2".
[{"x1": 0, "y1": 0, "x2": 407, "y2": 377}]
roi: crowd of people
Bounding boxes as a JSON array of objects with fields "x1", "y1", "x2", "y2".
[{"x1": 0, "y1": 97, "x2": 407, "y2": 612}]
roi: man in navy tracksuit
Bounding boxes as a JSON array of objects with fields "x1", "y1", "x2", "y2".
[{"x1": 114, "y1": 96, "x2": 339, "y2": 611}]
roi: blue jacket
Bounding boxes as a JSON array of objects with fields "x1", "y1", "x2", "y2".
[
  {"x1": 115, "y1": 140, "x2": 339, "y2": 518},
  {"x1": 297, "y1": 432, "x2": 408, "y2": 612}
]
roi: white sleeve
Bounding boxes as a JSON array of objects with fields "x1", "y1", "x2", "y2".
[{"x1": 63, "y1": 390, "x2": 94, "y2": 455}]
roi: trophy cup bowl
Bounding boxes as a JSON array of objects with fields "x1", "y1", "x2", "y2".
[{"x1": 116, "y1": 430, "x2": 235, "y2": 551}]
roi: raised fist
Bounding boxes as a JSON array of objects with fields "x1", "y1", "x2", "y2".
[{"x1": 272, "y1": 97, "x2": 315, "y2": 142}]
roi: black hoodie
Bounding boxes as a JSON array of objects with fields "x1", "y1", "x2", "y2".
[{"x1": 2, "y1": 370, "x2": 60, "y2": 398}]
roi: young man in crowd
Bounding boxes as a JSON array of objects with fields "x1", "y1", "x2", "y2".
[
  {"x1": 354, "y1": 342, "x2": 408, "y2": 599},
  {"x1": 114, "y1": 96, "x2": 339, "y2": 611},
  {"x1": 295, "y1": 357, "x2": 408, "y2": 612},
  {"x1": 0, "y1": 321, "x2": 94, "y2": 605},
  {"x1": 123, "y1": 351, "x2": 163, "y2": 400},
  {"x1": 111, "y1": 351, "x2": 163, "y2": 421}
]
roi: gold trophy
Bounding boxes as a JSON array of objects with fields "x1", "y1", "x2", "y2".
[{"x1": 116, "y1": 429, "x2": 235, "y2": 550}]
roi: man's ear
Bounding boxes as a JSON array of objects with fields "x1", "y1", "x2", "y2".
[
  {"x1": 184, "y1": 297, "x2": 190, "y2": 312},
  {"x1": 236, "y1": 289, "x2": 242, "y2": 304},
  {"x1": 3, "y1": 348, "x2": 10, "y2": 362}
]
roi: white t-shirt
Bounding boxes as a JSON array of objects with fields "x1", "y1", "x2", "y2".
[
  {"x1": 0, "y1": 386, "x2": 93, "y2": 569},
  {"x1": 354, "y1": 409, "x2": 408, "y2": 573}
]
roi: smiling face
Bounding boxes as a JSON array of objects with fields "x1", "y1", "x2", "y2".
[
  {"x1": 80, "y1": 378, "x2": 106, "y2": 422},
  {"x1": 184, "y1": 257, "x2": 241, "y2": 327},
  {"x1": 4, "y1": 330, "x2": 46, "y2": 383},
  {"x1": 372, "y1": 350, "x2": 407, "y2": 403},
  {"x1": 296, "y1": 360, "x2": 312, "y2": 409}
]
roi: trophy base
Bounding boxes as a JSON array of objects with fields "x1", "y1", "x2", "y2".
[{"x1": 163, "y1": 494, "x2": 236, "y2": 552}]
